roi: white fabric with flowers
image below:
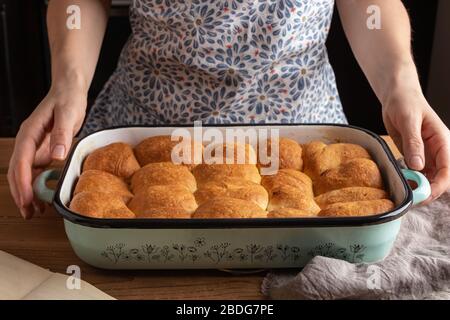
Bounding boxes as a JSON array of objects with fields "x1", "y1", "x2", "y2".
[{"x1": 82, "y1": 0, "x2": 347, "y2": 134}]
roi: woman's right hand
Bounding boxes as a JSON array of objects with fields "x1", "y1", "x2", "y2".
[{"x1": 8, "y1": 81, "x2": 87, "y2": 219}]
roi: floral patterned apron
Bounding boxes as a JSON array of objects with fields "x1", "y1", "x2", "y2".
[{"x1": 82, "y1": 0, "x2": 347, "y2": 135}]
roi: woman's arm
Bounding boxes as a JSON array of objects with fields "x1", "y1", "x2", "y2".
[
  {"x1": 8, "y1": 0, "x2": 111, "y2": 219},
  {"x1": 336, "y1": 0, "x2": 413, "y2": 102},
  {"x1": 336, "y1": 0, "x2": 450, "y2": 202},
  {"x1": 47, "y1": 0, "x2": 111, "y2": 93}
]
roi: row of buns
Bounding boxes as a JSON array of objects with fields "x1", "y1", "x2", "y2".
[{"x1": 70, "y1": 135, "x2": 394, "y2": 219}]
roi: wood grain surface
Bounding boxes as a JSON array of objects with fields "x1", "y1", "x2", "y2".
[{"x1": 0, "y1": 137, "x2": 401, "y2": 300}]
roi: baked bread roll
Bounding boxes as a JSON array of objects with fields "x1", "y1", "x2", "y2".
[
  {"x1": 194, "y1": 177, "x2": 268, "y2": 210},
  {"x1": 258, "y1": 137, "x2": 303, "y2": 171},
  {"x1": 318, "y1": 199, "x2": 395, "y2": 217},
  {"x1": 82, "y1": 142, "x2": 140, "y2": 179},
  {"x1": 205, "y1": 142, "x2": 257, "y2": 164},
  {"x1": 192, "y1": 164, "x2": 261, "y2": 186},
  {"x1": 74, "y1": 170, "x2": 133, "y2": 202},
  {"x1": 134, "y1": 135, "x2": 203, "y2": 170},
  {"x1": 303, "y1": 141, "x2": 371, "y2": 179},
  {"x1": 193, "y1": 197, "x2": 267, "y2": 218},
  {"x1": 314, "y1": 158, "x2": 384, "y2": 195},
  {"x1": 261, "y1": 169, "x2": 313, "y2": 197},
  {"x1": 267, "y1": 185, "x2": 320, "y2": 215},
  {"x1": 131, "y1": 162, "x2": 197, "y2": 194},
  {"x1": 69, "y1": 191, "x2": 135, "y2": 218},
  {"x1": 268, "y1": 208, "x2": 317, "y2": 218},
  {"x1": 128, "y1": 185, "x2": 197, "y2": 218},
  {"x1": 128, "y1": 207, "x2": 192, "y2": 219},
  {"x1": 315, "y1": 187, "x2": 388, "y2": 209}
]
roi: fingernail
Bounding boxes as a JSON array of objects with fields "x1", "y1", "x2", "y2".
[
  {"x1": 409, "y1": 155, "x2": 423, "y2": 169},
  {"x1": 19, "y1": 207, "x2": 27, "y2": 219},
  {"x1": 52, "y1": 144, "x2": 66, "y2": 160}
]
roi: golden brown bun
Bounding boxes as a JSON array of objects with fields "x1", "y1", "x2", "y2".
[
  {"x1": 74, "y1": 170, "x2": 133, "y2": 202},
  {"x1": 261, "y1": 169, "x2": 313, "y2": 197},
  {"x1": 69, "y1": 191, "x2": 135, "y2": 218},
  {"x1": 82, "y1": 142, "x2": 140, "y2": 179},
  {"x1": 205, "y1": 142, "x2": 257, "y2": 164},
  {"x1": 268, "y1": 208, "x2": 317, "y2": 218},
  {"x1": 318, "y1": 199, "x2": 395, "y2": 217},
  {"x1": 130, "y1": 162, "x2": 197, "y2": 194},
  {"x1": 267, "y1": 185, "x2": 321, "y2": 215},
  {"x1": 193, "y1": 197, "x2": 267, "y2": 218},
  {"x1": 127, "y1": 207, "x2": 191, "y2": 219},
  {"x1": 258, "y1": 137, "x2": 303, "y2": 171},
  {"x1": 314, "y1": 158, "x2": 384, "y2": 195},
  {"x1": 315, "y1": 187, "x2": 388, "y2": 209},
  {"x1": 194, "y1": 177, "x2": 268, "y2": 210},
  {"x1": 192, "y1": 164, "x2": 261, "y2": 186},
  {"x1": 134, "y1": 135, "x2": 203, "y2": 170},
  {"x1": 128, "y1": 185, "x2": 197, "y2": 218},
  {"x1": 303, "y1": 141, "x2": 371, "y2": 179}
]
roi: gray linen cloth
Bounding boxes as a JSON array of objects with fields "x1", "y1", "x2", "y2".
[{"x1": 261, "y1": 191, "x2": 450, "y2": 300}]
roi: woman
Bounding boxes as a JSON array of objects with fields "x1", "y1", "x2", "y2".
[{"x1": 8, "y1": 0, "x2": 450, "y2": 218}]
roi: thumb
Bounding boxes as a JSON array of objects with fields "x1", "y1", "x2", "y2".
[
  {"x1": 401, "y1": 116, "x2": 425, "y2": 171},
  {"x1": 50, "y1": 107, "x2": 76, "y2": 161}
]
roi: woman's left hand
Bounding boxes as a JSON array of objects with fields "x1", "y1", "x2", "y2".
[{"x1": 382, "y1": 87, "x2": 450, "y2": 204}]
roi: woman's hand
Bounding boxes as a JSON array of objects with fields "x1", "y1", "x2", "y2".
[
  {"x1": 336, "y1": 0, "x2": 450, "y2": 202},
  {"x1": 382, "y1": 87, "x2": 450, "y2": 203},
  {"x1": 7, "y1": 81, "x2": 87, "y2": 219}
]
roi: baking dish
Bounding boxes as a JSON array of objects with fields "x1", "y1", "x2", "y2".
[{"x1": 34, "y1": 124, "x2": 431, "y2": 269}]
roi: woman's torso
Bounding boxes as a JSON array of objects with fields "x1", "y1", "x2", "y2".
[{"x1": 82, "y1": 0, "x2": 347, "y2": 134}]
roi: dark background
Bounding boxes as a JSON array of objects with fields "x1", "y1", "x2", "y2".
[{"x1": 0, "y1": 0, "x2": 439, "y2": 137}]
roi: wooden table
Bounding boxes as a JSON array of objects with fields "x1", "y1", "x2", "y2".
[{"x1": 0, "y1": 137, "x2": 401, "y2": 300}]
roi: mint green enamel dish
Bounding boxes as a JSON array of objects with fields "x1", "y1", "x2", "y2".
[{"x1": 34, "y1": 125, "x2": 431, "y2": 269}]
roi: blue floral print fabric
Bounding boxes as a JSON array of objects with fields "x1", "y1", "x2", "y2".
[{"x1": 82, "y1": 0, "x2": 347, "y2": 135}]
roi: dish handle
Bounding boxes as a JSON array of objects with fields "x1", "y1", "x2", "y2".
[
  {"x1": 33, "y1": 169, "x2": 62, "y2": 204},
  {"x1": 401, "y1": 169, "x2": 431, "y2": 205}
]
